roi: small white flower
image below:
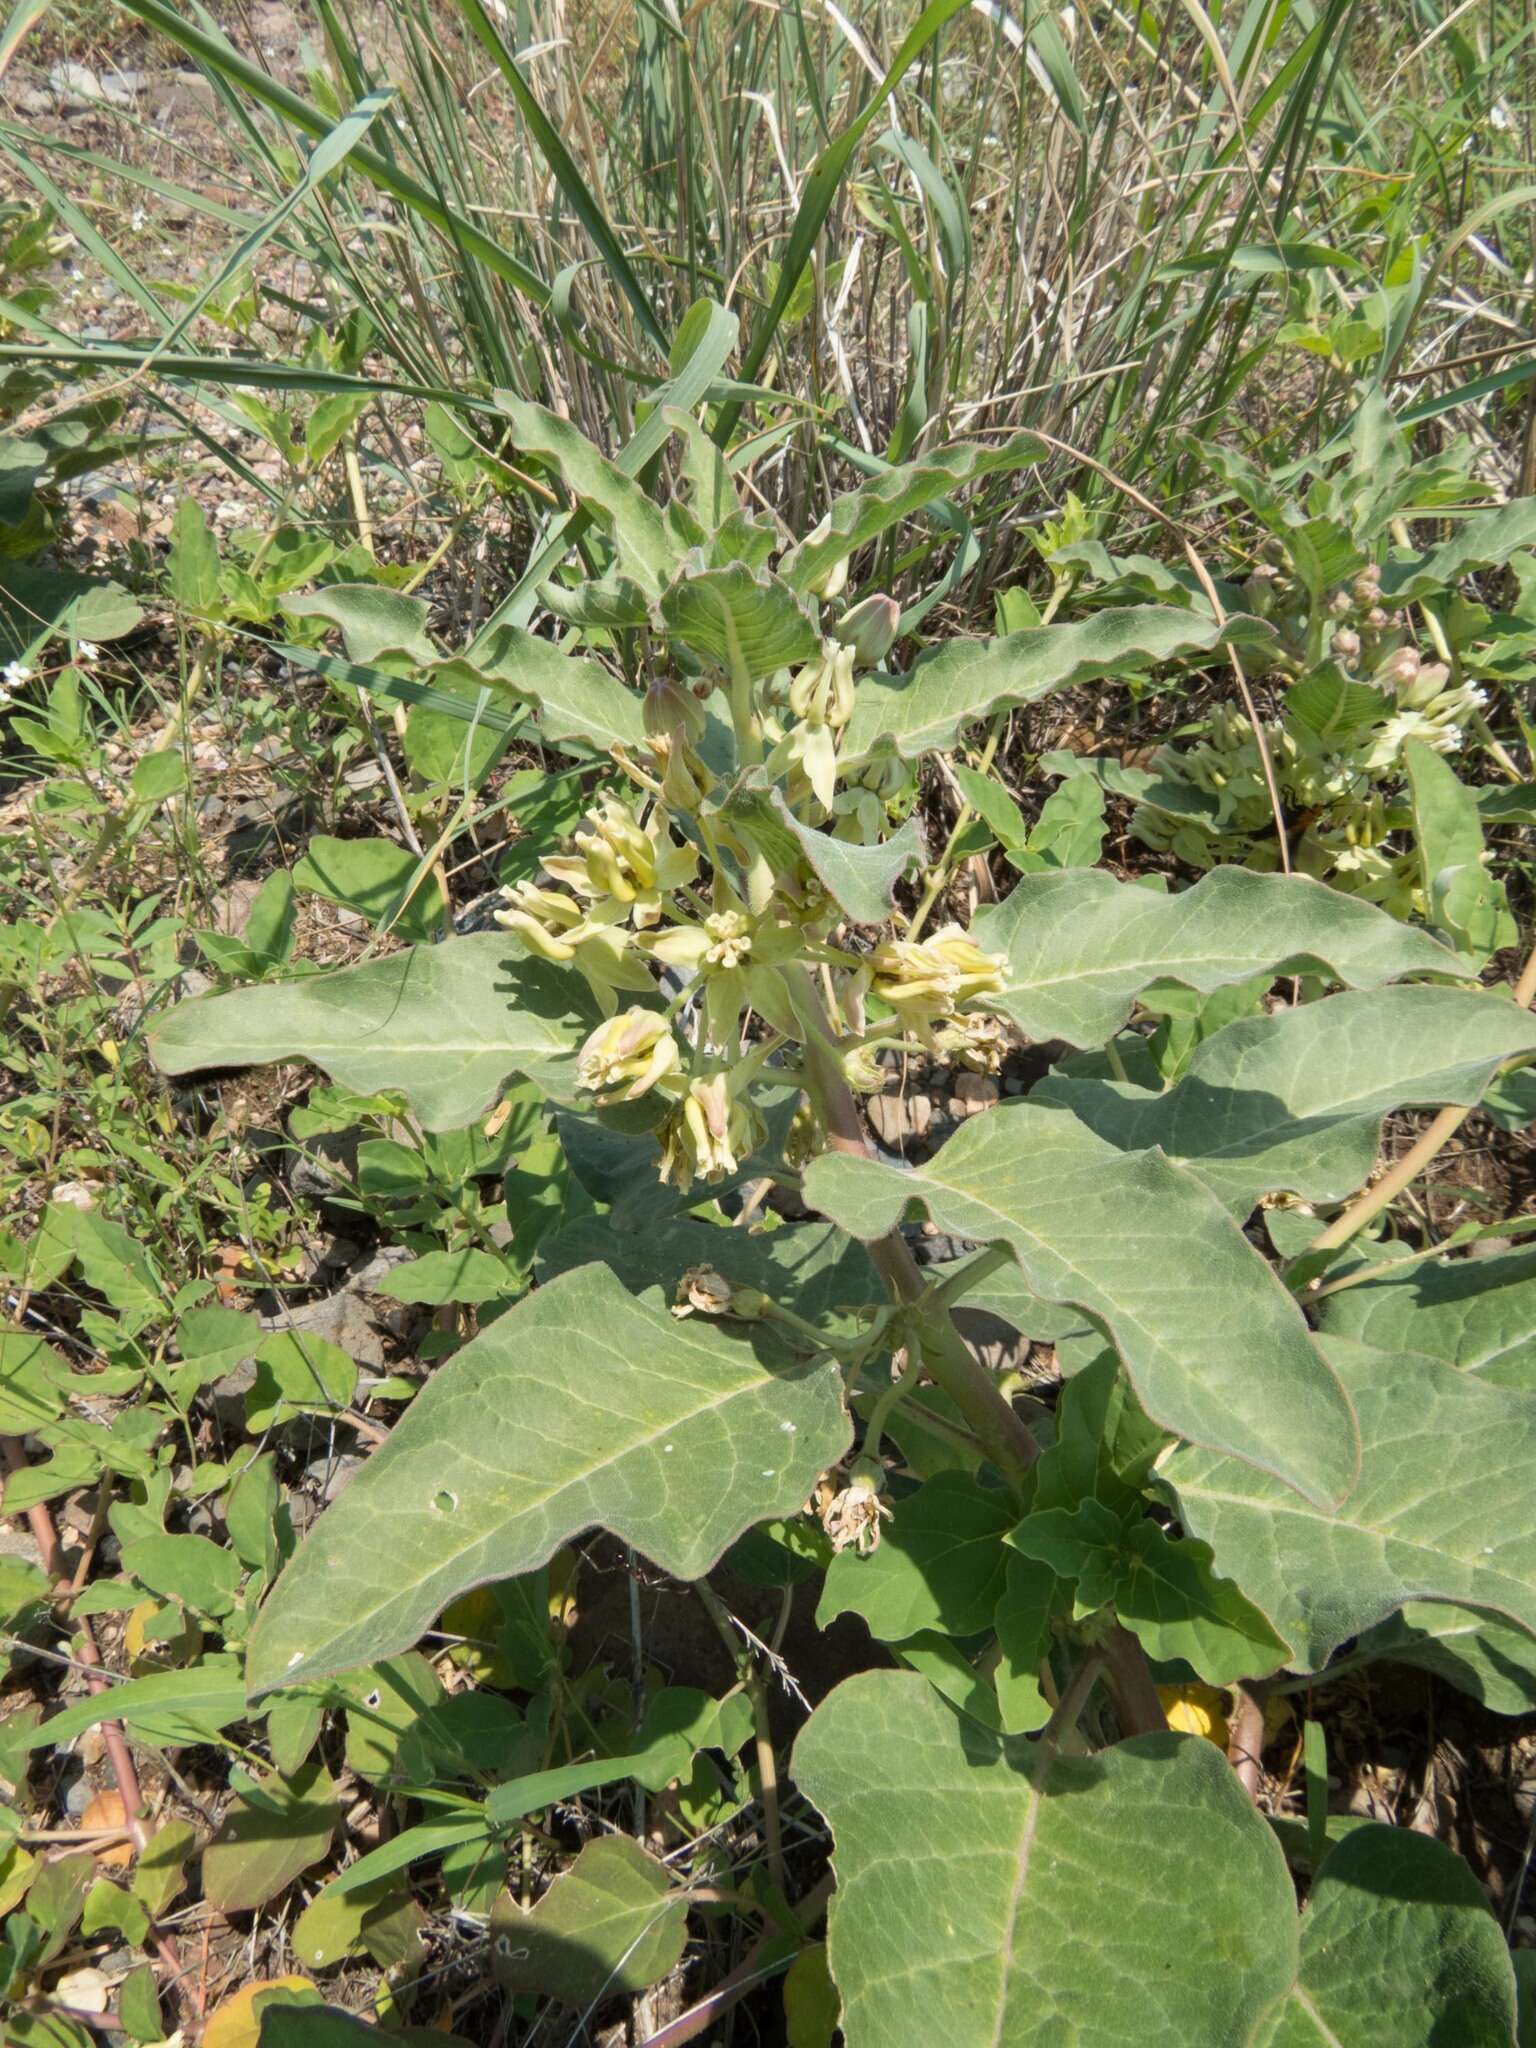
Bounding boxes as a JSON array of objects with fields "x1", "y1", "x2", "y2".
[
  {"x1": 2, "y1": 661, "x2": 32, "y2": 693},
  {"x1": 130, "y1": 207, "x2": 146, "y2": 230},
  {"x1": 75, "y1": 641, "x2": 100, "y2": 663},
  {"x1": 1490, "y1": 102, "x2": 1512, "y2": 133}
]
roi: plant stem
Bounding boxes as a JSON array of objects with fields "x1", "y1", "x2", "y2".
[
  {"x1": 1099, "y1": 1621, "x2": 1167, "y2": 1737},
  {"x1": 692, "y1": 1579, "x2": 785, "y2": 1896},
  {"x1": 1037, "y1": 1654, "x2": 1105, "y2": 1755},
  {"x1": 783, "y1": 965, "x2": 1039, "y2": 1486}
]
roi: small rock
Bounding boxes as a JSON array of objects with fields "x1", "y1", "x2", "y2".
[
  {"x1": 952, "y1": 1073, "x2": 999, "y2": 1112},
  {"x1": 48, "y1": 59, "x2": 102, "y2": 104},
  {"x1": 0, "y1": 1526, "x2": 44, "y2": 1571},
  {"x1": 63, "y1": 1772, "x2": 98, "y2": 1819},
  {"x1": 303, "y1": 1452, "x2": 365, "y2": 1501},
  {"x1": 263, "y1": 1287, "x2": 387, "y2": 1369}
]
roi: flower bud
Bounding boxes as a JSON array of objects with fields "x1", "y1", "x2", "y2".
[
  {"x1": 840, "y1": 1041, "x2": 888, "y2": 1093},
  {"x1": 1375, "y1": 645, "x2": 1421, "y2": 692},
  {"x1": 646, "y1": 732, "x2": 709, "y2": 812},
  {"x1": 576, "y1": 1008, "x2": 681, "y2": 1103},
  {"x1": 643, "y1": 672, "x2": 707, "y2": 743},
  {"x1": 671, "y1": 1266, "x2": 767, "y2": 1320},
  {"x1": 832, "y1": 592, "x2": 900, "y2": 668},
  {"x1": 1330, "y1": 627, "x2": 1361, "y2": 664},
  {"x1": 1352, "y1": 565, "x2": 1382, "y2": 607},
  {"x1": 495, "y1": 881, "x2": 584, "y2": 960},
  {"x1": 802, "y1": 515, "x2": 850, "y2": 600}
]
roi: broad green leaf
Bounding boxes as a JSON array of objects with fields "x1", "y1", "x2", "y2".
[
  {"x1": 148, "y1": 936, "x2": 600, "y2": 1132},
  {"x1": 952, "y1": 763, "x2": 1028, "y2": 850},
  {"x1": 1257, "y1": 1825, "x2": 1517, "y2": 2047},
  {"x1": 719, "y1": 775, "x2": 926, "y2": 923},
  {"x1": 121, "y1": 1532, "x2": 242, "y2": 1619},
  {"x1": 1168, "y1": 1335, "x2": 1536, "y2": 1670},
  {"x1": 817, "y1": 1473, "x2": 1013, "y2": 1640},
  {"x1": 1009, "y1": 775, "x2": 1107, "y2": 873},
  {"x1": 246, "y1": 1263, "x2": 850, "y2": 1693},
  {"x1": 794, "y1": 1672, "x2": 1298, "y2": 2047},
  {"x1": 1106, "y1": 1523, "x2": 1291, "y2": 1684},
  {"x1": 784, "y1": 1944, "x2": 840, "y2": 2048},
  {"x1": 803, "y1": 1105, "x2": 1358, "y2": 1508},
  {"x1": 19, "y1": 1660, "x2": 249, "y2": 1750},
  {"x1": 284, "y1": 585, "x2": 436, "y2": 665},
  {"x1": 1321, "y1": 1245, "x2": 1536, "y2": 1391},
  {"x1": 971, "y1": 866, "x2": 1468, "y2": 1048},
  {"x1": 167, "y1": 497, "x2": 220, "y2": 613},
  {"x1": 202, "y1": 1761, "x2": 340, "y2": 1914},
  {"x1": 992, "y1": 1555, "x2": 1056, "y2": 1734},
  {"x1": 0, "y1": 1334, "x2": 64, "y2": 1432},
  {"x1": 1405, "y1": 739, "x2": 1515, "y2": 959},
  {"x1": 779, "y1": 433, "x2": 1045, "y2": 593},
  {"x1": 838, "y1": 608, "x2": 1269, "y2": 768},
  {"x1": 291, "y1": 835, "x2": 447, "y2": 943},
  {"x1": 293, "y1": 1878, "x2": 407, "y2": 1973},
  {"x1": 246, "y1": 1331, "x2": 356, "y2": 1431},
  {"x1": 1354, "y1": 1602, "x2": 1536, "y2": 1714},
  {"x1": 1038, "y1": 986, "x2": 1536, "y2": 1212},
  {"x1": 438, "y1": 628, "x2": 646, "y2": 757},
  {"x1": 494, "y1": 397, "x2": 678, "y2": 593},
  {"x1": 490, "y1": 1836, "x2": 686, "y2": 2005},
  {"x1": 659, "y1": 559, "x2": 821, "y2": 677},
  {"x1": 52, "y1": 1207, "x2": 166, "y2": 1324},
  {"x1": 1383, "y1": 499, "x2": 1536, "y2": 604},
  {"x1": 1285, "y1": 664, "x2": 1392, "y2": 741},
  {"x1": 132, "y1": 1820, "x2": 197, "y2": 1917},
  {"x1": 373, "y1": 1248, "x2": 516, "y2": 1306}
]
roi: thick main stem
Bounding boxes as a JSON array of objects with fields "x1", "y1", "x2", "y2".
[{"x1": 784, "y1": 966, "x2": 1038, "y2": 1487}]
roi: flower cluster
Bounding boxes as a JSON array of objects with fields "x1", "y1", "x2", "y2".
[{"x1": 1133, "y1": 573, "x2": 1488, "y2": 914}]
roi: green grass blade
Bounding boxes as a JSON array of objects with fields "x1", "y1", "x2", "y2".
[
  {"x1": 451, "y1": 0, "x2": 668, "y2": 357},
  {"x1": 718, "y1": 0, "x2": 971, "y2": 440},
  {"x1": 113, "y1": 0, "x2": 550, "y2": 307}
]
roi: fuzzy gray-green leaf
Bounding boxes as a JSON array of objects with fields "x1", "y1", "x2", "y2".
[
  {"x1": 794, "y1": 1671, "x2": 1298, "y2": 2048},
  {"x1": 1038, "y1": 985, "x2": 1536, "y2": 1211},
  {"x1": 803, "y1": 1103, "x2": 1358, "y2": 1508},
  {"x1": 1167, "y1": 1334, "x2": 1536, "y2": 1671},
  {"x1": 972, "y1": 865, "x2": 1468, "y2": 1048},
  {"x1": 1257, "y1": 1825, "x2": 1517, "y2": 2047},
  {"x1": 148, "y1": 935, "x2": 600, "y2": 1132},
  {"x1": 245, "y1": 1263, "x2": 850, "y2": 1694},
  {"x1": 838, "y1": 607, "x2": 1270, "y2": 769}
]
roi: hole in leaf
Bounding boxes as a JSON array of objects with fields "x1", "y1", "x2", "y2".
[{"x1": 434, "y1": 1489, "x2": 457, "y2": 1513}]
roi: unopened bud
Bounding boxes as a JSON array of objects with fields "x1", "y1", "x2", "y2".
[
  {"x1": 832, "y1": 592, "x2": 900, "y2": 668},
  {"x1": 1352, "y1": 565, "x2": 1382, "y2": 606},
  {"x1": 1330, "y1": 628, "x2": 1361, "y2": 664},
  {"x1": 643, "y1": 672, "x2": 707, "y2": 743},
  {"x1": 802, "y1": 515, "x2": 850, "y2": 600}
]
